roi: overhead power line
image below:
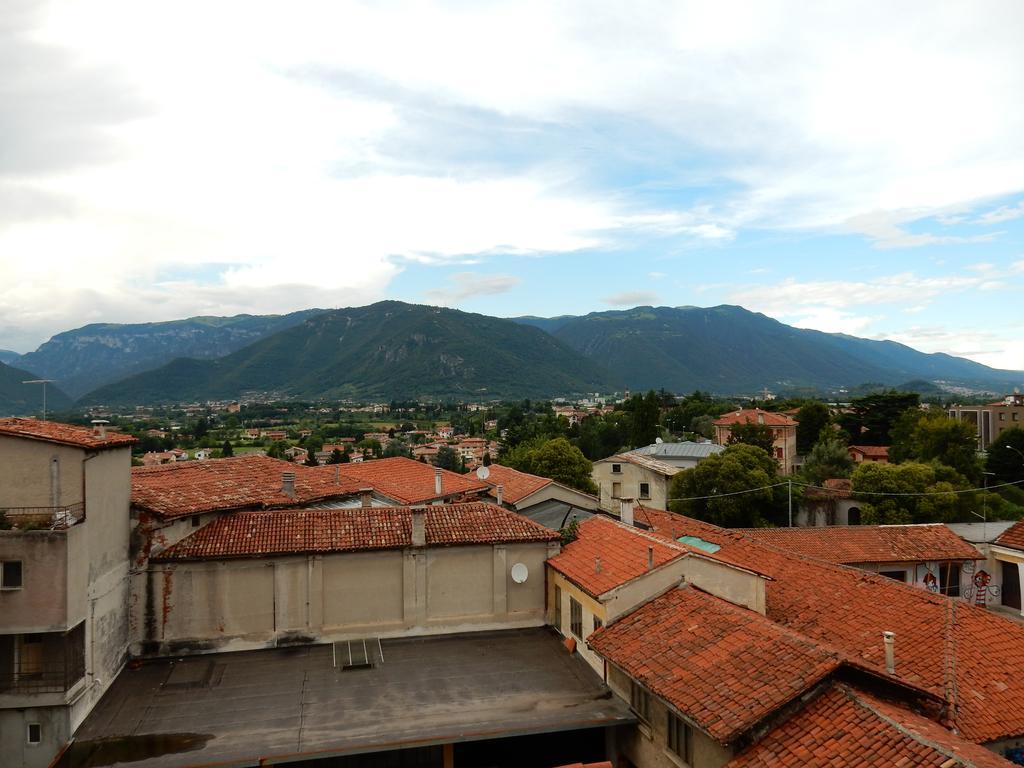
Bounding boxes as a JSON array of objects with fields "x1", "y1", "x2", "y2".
[{"x1": 667, "y1": 476, "x2": 1024, "y2": 503}]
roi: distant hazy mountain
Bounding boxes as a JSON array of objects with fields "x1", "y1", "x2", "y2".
[
  {"x1": 514, "y1": 305, "x2": 1023, "y2": 394},
  {"x1": 83, "y1": 302, "x2": 616, "y2": 405},
  {"x1": 0, "y1": 350, "x2": 20, "y2": 365},
  {"x1": 0, "y1": 362, "x2": 73, "y2": 416},
  {"x1": 16, "y1": 310, "x2": 325, "y2": 398}
]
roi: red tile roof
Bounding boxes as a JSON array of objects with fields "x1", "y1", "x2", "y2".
[
  {"x1": 596, "y1": 453, "x2": 680, "y2": 476},
  {"x1": 0, "y1": 418, "x2": 136, "y2": 450},
  {"x1": 994, "y1": 520, "x2": 1024, "y2": 552},
  {"x1": 319, "y1": 457, "x2": 490, "y2": 505},
  {"x1": 132, "y1": 455, "x2": 364, "y2": 519},
  {"x1": 153, "y1": 503, "x2": 559, "y2": 561},
  {"x1": 635, "y1": 506, "x2": 1024, "y2": 743},
  {"x1": 713, "y1": 409, "x2": 797, "y2": 427},
  {"x1": 480, "y1": 464, "x2": 551, "y2": 504},
  {"x1": 728, "y1": 683, "x2": 1014, "y2": 767},
  {"x1": 589, "y1": 586, "x2": 841, "y2": 743},
  {"x1": 738, "y1": 524, "x2": 981, "y2": 565},
  {"x1": 547, "y1": 516, "x2": 685, "y2": 598},
  {"x1": 849, "y1": 444, "x2": 890, "y2": 459}
]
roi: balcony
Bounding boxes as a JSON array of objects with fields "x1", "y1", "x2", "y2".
[
  {"x1": 0, "y1": 625, "x2": 86, "y2": 699},
  {"x1": 0, "y1": 502, "x2": 84, "y2": 531}
]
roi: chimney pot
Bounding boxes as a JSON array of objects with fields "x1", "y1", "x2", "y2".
[
  {"x1": 359, "y1": 488, "x2": 373, "y2": 508},
  {"x1": 281, "y1": 471, "x2": 296, "y2": 498},
  {"x1": 411, "y1": 508, "x2": 427, "y2": 547},
  {"x1": 882, "y1": 630, "x2": 896, "y2": 674},
  {"x1": 496, "y1": 484, "x2": 504, "y2": 506},
  {"x1": 434, "y1": 466, "x2": 443, "y2": 497},
  {"x1": 647, "y1": 546, "x2": 654, "y2": 571},
  {"x1": 91, "y1": 419, "x2": 109, "y2": 439}
]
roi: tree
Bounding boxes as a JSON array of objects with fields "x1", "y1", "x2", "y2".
[
  {"x1": 482, "y1": 451, "x2": 492, "y2": 466},
  {"x1": 628, "y1": 391, "x2": 661, "y2": 448},
  {"x1": 801, "y1": 435, "x2": 853, "y2": 485},
  {"x1": 795, "y1": 402, "x2": 831, "y2": 455},
  {"x1": 726, "y1": 421, "x2": 775, "y2": 455},
  {"x1": 669, "y1": 443, "x2": 784, "y2": 528},
  {"x1": 265, "y1": 440, "x2": 289, "y2": 459},
  {"x1": 304, "y1": 451, "x2": 319, "y2": 467},
  {"x1": 836, "y1": 391, "x2": 919, "y2": 446},
  {"x1": 503, "y1": 437, "x2": 598, "y2": 494},
  {"x1": 327, "y1": 448, "x2": 345, "y2": 465},
  {"x1": 221, "y1": 440, "x2": 234, "y2": 458},
  {"x1": 889, "y1": 411, "x2": 981, "y2": 483},
  {"x1": 852, "y1": 461, "x2": 966, "y2": 524},
  {"x1": 435, "y1": 445, "x2": 462, "y2": 472},
  {"x1": 988, "y1": 428, "x2": 1024, "y2": 483}
]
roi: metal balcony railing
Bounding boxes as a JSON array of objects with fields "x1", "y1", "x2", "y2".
[
  {"x1": 0, "y1": 502, "x2": 85, "y2": 531},
  {"x1": 0, "y1": 661, "x2": 84, "y2": 694}
]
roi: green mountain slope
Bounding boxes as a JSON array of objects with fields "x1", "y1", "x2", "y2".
[
  {"x1": 83, "y1": 302, "x2": 617, "y2": 404},
  {"x1": 0, "y1": 350, "x2": 21, "y2": 365},
  {"x1": 16, "y1": 310, "x2": 325, "y2": 398},
  {"x1": 536, "y1": 305, "x2": 1023, "y2": 394},
  {"x1": 0, "y1": 362, "x2": 73, "y2": 416}
]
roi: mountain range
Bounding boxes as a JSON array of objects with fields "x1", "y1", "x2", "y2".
[
  {"x1": 3, "y1": 302, "x2": 1021, "y2": 411},
  {"x1": 0, "y1": 361, "x2": 73, "y2": 416}
]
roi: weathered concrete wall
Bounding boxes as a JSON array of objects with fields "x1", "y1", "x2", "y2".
[
  {"x1": 607, "y1": 664, "x2": 733, "y2": 768},
  {"x1": 593, "y1": 462, "x2": 670, "y2": 514},
  {"x1": 603, "y1": 560, "x2": 690, "y2": 622},
  {"x1": 135, "y1": 542, "x2": 550, "y2": 656},
  {"x1": 0, "y1": 436, "x2": 84, "y2": 510},
  {"x1": 0, "y1": 531, "x2": 69, "y2": 632},
  {"x1": 679, "y1": 556, "x2": 766, "y2": 615},
  {"x1": 0, "y1": 705, "x2": 70, "y2": 768}
]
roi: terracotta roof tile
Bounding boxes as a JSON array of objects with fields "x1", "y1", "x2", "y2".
[
  {"x1": 728, "y1": 684, "x2": 1014, "y2": 767},
  {"x1": 849, "y1": 444, "x2": 890, "y2": 459},
  {"x1": 0, "y1": 418, "x2": 136, "y2": 450},
  {"x1": 547, "y1": 516, "x2": 685, "y2": 597},
  {"x1": 596, "y1": 453, "x2": 681, "y2": 476},
  {"x1": 316, "y1": 457, "x2": 490, "y2": 505},
  {"x1": 153, "y1": 503, "x2": 559, "y2": 561},
  {"x1": 738, "y1": 524, "x2": 981, "y2": 565},
  {"x1": 589, "y1": 586, "x2": 841, "y2": 743},
  {"x1": 480, "y1": 464, "x2": 551, "y2": 504},
  {"x1": 994, "y1": 519, "x2": 1024, "y2": 552},
  {"x1": 635, "y1": 506, "x2": 1024, "y2": 743},
  {"x1": 713, "y1": 409, "x2": 797, "y2": 427},
  {"x1": 132, "y1": 455, "x2": 364, "y2": 519}
]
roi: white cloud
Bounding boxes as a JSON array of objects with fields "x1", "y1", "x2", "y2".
[
  {"x1": 602, "y1": 291, "x2": 659, "y2": 306},
  {"x1": 424, "y1": 273, "x2": 521, "y2": 303},
  {"x1": 844, "y1": 211, "x2": 998, "y2": 250},
  {"x1": 978, "y1": 200, "x2": 1024, "y2": 224}
]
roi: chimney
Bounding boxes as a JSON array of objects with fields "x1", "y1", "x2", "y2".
[
  {"x1": 411, "y1": 508, "x2": 426, "y2": 547},
  {"x1": 882, "y1": 631, "x2": 895, "y2": 674},
  {"x1": 434, "y1": 466, "x2": 443, "y2": 497},
  {"x1": 281, "y1": 471, "x2": 296, "y2": 499},
  {"x1": 647, "y1": 546, "x2": 654, "y2": 571},
  {"x1": 496, "y1": 484, "x2": 504, "y2": 506},
  {"x1": 359, "y1": 488, "x2": 373, "y2": 508},
  {"x1": 334, "y1": 465, "x2": 340, "y2": 485},
  {"x1": 91, "y1": 419, "x2": 109, "y2": 439},
  {"x1": 620, "y1": 498, "x2": 634, "y2": 527}
]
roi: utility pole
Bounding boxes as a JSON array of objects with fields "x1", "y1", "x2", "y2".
[
  {"x1": 788, "y1": 478, "x2": 793, "y2": 527},
  {"x1": 22, "y1": 379, "x2": 56, "y2": 420}
]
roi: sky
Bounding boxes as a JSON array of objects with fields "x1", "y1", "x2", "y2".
[{"x1": 2, "y1": 1, "x2": 1024, "y2": 371}]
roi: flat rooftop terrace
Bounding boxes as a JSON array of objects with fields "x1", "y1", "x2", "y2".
[{"x1": 63, "y1": 628, "x2": 632, "y2": 767}]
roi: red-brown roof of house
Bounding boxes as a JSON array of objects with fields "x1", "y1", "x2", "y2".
[
  {"x1": 318, "y1": 457, "x2": 490, "y2": 505},
  {"x1": 713, "y1": 409, "x2": 797, "y2": 427},
  {"x1": 994, "y1": 519, "x2": 1024, "y2": 552},
  {"x1": 849, "y1": 444, "x2": 890, "y2": 459},
  {"x1": 802, "y1": 477, "x2": 853, "y2": 500},
  {"x1": 132, "y1": 455, "x2": 364, "y2": 519},
  {"x1": 589, "y1": 585, "x2": 842, "y2": 743},
  {"x1": 737, "y1": 524, "x2": 980, "y2": 565},
  {"x1": 152, "y1": 503, "x2": 559, "y2": 561},
  {"x1": 727, "y1": 684, "x2": 1014, "y2": 767},
  {"x1": 0, "y1": 418, "x2": 136, "y2": 450},
  {"x1": 481, "y1": 464, "x2": 551, "y2": 504},
  {"x1": 634, "y1": 506, "x2": 1024, "y2": 743},
  {"x1": 547, "y1": 516, "x2": 685, "y2": 598}
]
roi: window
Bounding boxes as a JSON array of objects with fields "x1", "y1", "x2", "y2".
[
  {"x1": 1000, "y1": 413, "x2": 1006, "y2": 421},
  {"x1": 554, "y1": 586, "x2": 562, "y2": 631},
  {"x1": 630, "y1": 681, "x2": 651, "y2": 725},
  {"x1": 26, "y1": 723, "x2": 41, "y2": 745},
  {"x1": 569, "y1": 597, "x2": 583, "y2": 639},
  {"x1": 612, "y1": 482, "x2": 622, "y2": 499},
  {"x1": 939, "y1": 562, "x2": 961, "y2": 597},
  {"x1": 1, "y1": 560, "x2": 23, "y2": 589},
  {"x1": 880, "y1": 570, "x2": 907, "y2": 582},
  {"x1": 191, "y1": 515, "x2": 200, "y2": 528},
  {"x1": 667, "y1": 712, "x2": 692, "y2": 761},
  {"x1": 639, "y1": 482, "x2": 650, "y2": 499},
  {"x1": 1014, "y1": 413, "x2": 1020, "y2": 422},
  {"x1": 611, "y1": 463, "x2": 622, "y2": 474},
  {"x1": 592, "y1": 615, "x2": 603, "y2": 633}
]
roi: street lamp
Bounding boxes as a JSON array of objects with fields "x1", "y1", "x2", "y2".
[{"x1": 1006, "y1": 444, "x2": 1024, "y2": 463}]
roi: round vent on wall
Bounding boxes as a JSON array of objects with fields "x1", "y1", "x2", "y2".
[{"x1": 510, "y1": 562, "x2": 529, "y2": 584}]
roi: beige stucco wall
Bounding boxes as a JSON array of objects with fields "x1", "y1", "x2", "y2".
[
  {"x1": 0, "y1": 436, "x2": 84, "y2": 510},
  {"x1": 135, "y1": 542, "x2": 552, "y2": 656},
  {"x1": 0, "y1": 705, "x2": 71, "y2": 768},
  {"x1": 549, "y1": 571, "x2": 608, "y2": 676},
  {"x1": 678, "y1": 557, "x2": 766, "y2": 615},
  {"x1": 607, "y1": 664, "x2": 733, "y2": 768},
  {"x1": 518, "y1": 483, "x2": 599, "y2": 513},
  {"x1": 0, "y1": 531, "x2": 70, "y2": 632},
  {"x1": 593, "y1": 461, "x2": 671, "y2": 514}
]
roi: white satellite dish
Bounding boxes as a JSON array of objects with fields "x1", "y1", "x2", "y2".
[
  {"x1": 655, "y1": 437, "x2": 663, "y2": 444},
  {"x1": 510, "y1": 562, "x2": 529, "y2": 584},
  {"x1": 476, "y1": 465, "x2": 491, "y2": 480}
]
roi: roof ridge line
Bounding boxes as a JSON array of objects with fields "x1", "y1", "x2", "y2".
[{"x1": 839, "y1": 684, "x2": 976, "y2": 768}]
